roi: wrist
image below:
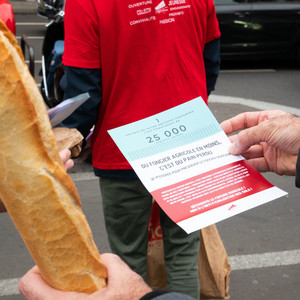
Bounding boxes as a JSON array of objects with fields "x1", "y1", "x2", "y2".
[{"x1": 126, "y1": 278, "x2": 152, "y2": 300}]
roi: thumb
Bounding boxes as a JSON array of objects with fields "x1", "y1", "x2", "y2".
[
  {"x1": 228, "y1": 140, "x2": 241, "y2": 155},
  {"x1": 228, "y1": 127, "x2": 262, "y2": 155}
]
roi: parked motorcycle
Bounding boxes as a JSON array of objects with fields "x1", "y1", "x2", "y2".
[
  {"x1": 38, "y1": 0, "x2": 65, "y2": 108},
  {"x1": 37, "y1": 0, "x2": 64, "y2": 20}
]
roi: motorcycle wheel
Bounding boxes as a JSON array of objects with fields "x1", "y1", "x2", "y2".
[
  {"x1": 53, "y1": 62, "x2": 65, "y2": 104},
  {"x1": 40, "y1": 79, "x2": 62, "y2": 108}
]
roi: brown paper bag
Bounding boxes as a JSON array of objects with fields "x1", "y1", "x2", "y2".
[
  {"x1": 147, "y1": 201, "x2": 167, "y2": 290},
  {"x1": 147, "y1": 202, "x2": 230, "y2": 299},
  {"x1": 52, "y1": 127, "x2": 83, "y2": 157},
  {"x1": 199, "y1": 224, "x2": 231, "y2": 299}
]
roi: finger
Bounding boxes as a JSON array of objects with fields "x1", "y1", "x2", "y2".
[
  {"x1": 227, "y1": 134, "x2": 237, "y2": 143},
  {"x1": 220, "y1": 111, "x2": 262, "y2": 135},
  {"x1": 227, "y1": 136, "x2": 264, "y2": 159},
  {"x1": 100, "y1": 252, "x2": 124, "y2": 267},
  {"x1": 59, "y1": 149, "x2": 72, "y2": 164},
  {"x1": 228, "y1": 127, "x2": 268, "y2": 155},
  {"x1": 58, "y1": 149, "x2": 74, "y2": 171},
  {"x1": 93, "y1": 254, "x2": 152, "y2": 300},
  {"x1": 19, "y1": 266, "x2": 84, "y2": 300},
  {"x1": 247, "y1": 157, "x2": 271, "y2": 173},
  {"x1": 100, "y1": 253, "x2": 146, "y2": 290},
  {"x1": 101, "y1": 253, "x2": 131, "y2": 284},
  {"x1": 220, "y1": 110, "x2": 287, "y2": 135},
  {"x1": 63, "y1": 159, "x2": 74, "y2": 172},
  {"x1": 18, "y1": 266, "x2": 54, "y2": 299},
  {"x1": 236, "y1": 145, "x2": 264, "y2": 160}
]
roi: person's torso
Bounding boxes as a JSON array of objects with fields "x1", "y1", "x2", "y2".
[{"x1": 65, "y1": 0, "x2": 220, "y2": 170}]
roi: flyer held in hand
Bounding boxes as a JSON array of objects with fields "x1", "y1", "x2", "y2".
[{"x1": 108, "y1": 97, "x2": 287, "y2": 234}]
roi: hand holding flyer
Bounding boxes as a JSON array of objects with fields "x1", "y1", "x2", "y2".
[
  {"x1": 48, "y1": 93, "x2": 90, "y2": 127},
  {"x1": 108, "y1": 97, "x2": 287, "y2": 233}
]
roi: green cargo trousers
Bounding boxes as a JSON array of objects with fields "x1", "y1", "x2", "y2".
[{"x1": 99, "y1": 178, "x2": 200, "y2": 299}]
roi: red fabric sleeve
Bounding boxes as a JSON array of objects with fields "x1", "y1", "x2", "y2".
[
  {"x1": 205, "y1": 0, "x2": 221, "y2": 43},
  {"x1": 63, "y1": 0, "x2": 101, "y2": 68}
]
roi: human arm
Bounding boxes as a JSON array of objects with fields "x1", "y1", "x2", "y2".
[
  {"x1": 60, "y1": 0, "x2": 101, "y2": 140},
  {"x1": 204, "y1": 0, "x2": 221, "y2": 97},
  {"x1": 203, "y1": 37, "x2": 220, "y2": 96},
  {"x1": 19, "y1": 253, "x2": 196, "y2": 300},
  {"x1": 220, "y1": 110, "x2": 300, "y2": 176},
  {"x1": 60, "y1": 67, "x2": 102, "y2": 139}
]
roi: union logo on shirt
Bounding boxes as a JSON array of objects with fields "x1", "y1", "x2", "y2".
[
  {"x1": 155, "y1": 1, "x2": 169, "y2": 14},
  {"x1": 128, "y1": 0, "x2": 190, "y2": 26}
]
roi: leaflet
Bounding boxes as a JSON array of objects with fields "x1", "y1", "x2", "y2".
[
  {"x1": 108, "y1": 97, "x2": 287, "y2": 233},
  {"x1": 48, "y1": 92, "x2": 90, "y2": 127}
]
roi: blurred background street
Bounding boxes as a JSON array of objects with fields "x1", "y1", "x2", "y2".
[{"x1": 1, "y1": 1, "x2": 300, "y2": 299}]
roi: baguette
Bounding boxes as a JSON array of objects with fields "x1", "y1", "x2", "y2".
[
  {"x1": 0, "y1": 21, "x2": 107, "y2": 293},
  {"x1": 0, "y1": 19, "x2": 23, "y2": 62}
]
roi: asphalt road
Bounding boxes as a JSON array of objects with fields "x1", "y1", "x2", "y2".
[{"x1": 0, "y1": 10, "x2": 300, "y2": 300}]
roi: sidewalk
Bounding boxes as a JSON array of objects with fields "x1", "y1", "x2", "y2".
[{"x1": 10, "y1": 0, "x2": 37, "y2": 15}]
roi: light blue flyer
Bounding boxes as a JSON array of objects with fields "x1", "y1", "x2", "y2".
[
  {"x1": 108, "y1": 97, "x2": 287, "y2": 233},
  {"x1": 108, "y1": 97, "x2": 222, "y2": 161}
]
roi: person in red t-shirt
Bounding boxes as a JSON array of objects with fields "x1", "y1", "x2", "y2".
[{"x1": 61, "y1": 1, "x2": 220, "y2": 297}]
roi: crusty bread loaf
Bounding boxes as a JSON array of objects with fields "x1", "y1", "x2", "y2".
[
  {"x1": 0, "y1": 22, "x2": 107, "y2": 293},
  {"x1": 0, "y1": 19, "x2": 24, "y2": 62}
]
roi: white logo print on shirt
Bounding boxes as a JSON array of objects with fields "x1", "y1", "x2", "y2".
[
  {"x1": 128, "y1": 0, "x2": 191, "y2": 26},
  {"x1": 155, "y1": 1, "x2": 169, "y2": 14}
]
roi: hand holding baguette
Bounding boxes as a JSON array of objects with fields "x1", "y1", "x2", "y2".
[
  {"x1": 0, "y1": 20, "x2": 107, "y2": 292},
  {"x1": 19, "y1": 253, "x2": 153, "y2": 300}
]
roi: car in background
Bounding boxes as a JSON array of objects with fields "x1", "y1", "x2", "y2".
[
  {"x1": 0, "y1": 0, "x2": 16, "y2": 34},
  {"x1": 214, "y1": 0, "x2": 300, "y2": 65}
]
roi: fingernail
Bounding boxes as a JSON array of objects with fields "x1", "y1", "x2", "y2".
[{"x1": 228, "y1": 143, "x2": 237, "y2": 155}]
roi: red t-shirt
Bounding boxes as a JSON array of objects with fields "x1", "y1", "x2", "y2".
[{"x1": 63, "y1": 0, "x2": 220, "y2": 170}]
